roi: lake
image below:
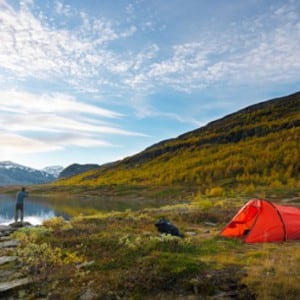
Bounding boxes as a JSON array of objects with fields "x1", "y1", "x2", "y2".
[
  {"x1": 0, "y1": 194, "x2": 65, "y2": 225},
  {"x1": 0, "y1": 191, "x2": 174, "y2": 225}
]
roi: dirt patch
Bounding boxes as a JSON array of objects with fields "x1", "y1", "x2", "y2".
[{"x1": 188, "y1": 266, "x2": 255, "y2": 299}]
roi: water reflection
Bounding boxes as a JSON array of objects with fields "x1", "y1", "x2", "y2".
[
  {"x1": 0, "y1": 194, "x2": 64, "y2": 225},
  {"x1": 0, "y1": 190, "x2": 175, "y2": 226}
]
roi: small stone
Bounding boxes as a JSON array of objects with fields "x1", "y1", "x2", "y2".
[
  {"x1": 0, "y1": 236, "x2": 12, "y2": 241},
  {"x1": 185, "y1": 231, "x2": 197, "y2": 236},
  {"x1": 0, "y1": 270, "x2": 16, "y2": 279},
  {"x1": 0, "y1": 225, "x2": 14, "y2": 234},
  {"x1": 0, "y1": 256, "x2": 17, "y2": 266},
  {"x1": 0, "y1": 240, "x2": 19, "y2": 249},
  {"x1": 9, "y1": 221, "x2": 32, "y2": 228},
  {"x1": 0, "y1": 278, "x2": 30, "y2": 293},
  {"x1": 79, "y1": 288, "x2": 98, "y2": 300},
  {"x1": 77, "y1": 260, "x2": 95, "y2": 269}
]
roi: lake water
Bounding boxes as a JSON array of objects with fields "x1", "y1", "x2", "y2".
[
  {"x1": 0, "y1": 194, "x2": 66, "y2": 225},
  {"x1": 0, "y1": 192, "x2": 173, "y2": 225}
]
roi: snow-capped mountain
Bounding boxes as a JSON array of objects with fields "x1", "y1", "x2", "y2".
[
  {"x1": 0, "y1": 161, "x2": 56, "y2": 186},
  {"x1": 42, "y1": 165, "x2": 64, "y2": 178}
]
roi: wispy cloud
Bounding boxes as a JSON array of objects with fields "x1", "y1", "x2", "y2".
[
  {"x1": 0, "y1": 0, "x2": 137, "y2": 91},
  {"x1": 55, "y1": 0, "x2": 72, "y2": 17},
  {"x1": 126, "y1": 1, "x2": 300, "y2": 93},
  {"x1": 0, "y1": 113, "x2": 142, "y2": 135},
  {"x1": 0, "y1": 133, "x2": 61, "y2": 154},
  {"x1": 125, "y1": 1, "x2": 300, "y2": 123},
  {"x1": 0, "y1": 90, "x2": 122, "y2": 117},
  {"x1": 0, "y1": 132, "x2": 112, "y2": 155},
  {"x1": 0, "y1": 0, "x2": 298, "y2": 96},
  {"x1": 0, "y1": 89, "x2": 146, "y2": 154}
]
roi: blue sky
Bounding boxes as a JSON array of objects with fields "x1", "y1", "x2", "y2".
[{"x1": 0, "y1": 0, "x2": 299, "y2": 169}]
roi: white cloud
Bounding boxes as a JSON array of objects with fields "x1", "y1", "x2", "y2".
[
  {"x1": 0, "y1": 89, "x2": 146, "y2": 155},
  {"x1": 0, "y1": 133, "x2": 61, "y2": 154},
  {"x1": 0, "y1": 0, "x2": 136, "y2": 91},
  {"x1": 55, "y1": 1, "x2": 72, "y2": 17},
  {"x1": 1, "y1": 113, "x2": 146, "y2": 136},
  {"x1": 1, "y1": 0, "x2": 298, "y2": 97},
  {"x1": 0, "y1": 0, "x2": 299, "y2": 124},
  {"x1": 0, "y1": 89, "x2": 146, "y2": 136},
  {"x1": 133, "y1": 2, "x2": 300, "y2": 92},
  {"x1": 0, "y1": 90, "x2": 122, "y2": 118},
  {"x1": 0, "y1": 132, "x2": 113, "y2": 155}
]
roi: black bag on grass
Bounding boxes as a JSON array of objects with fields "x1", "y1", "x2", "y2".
[{"x1": 155, "y1": 218, "x2": 183, "y2": 238}]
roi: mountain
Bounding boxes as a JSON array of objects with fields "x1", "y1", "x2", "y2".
[
  {"x1": 58, "y1": 163, "x2": 100, "y2": 179},
  {"x1": 0, "y1": 161, "x2": 55, "y2": 186},
  {"x1": 42, "y1": 165, "x2": 64, "y2": 178},
  {"x1": 57, "y1": 92, "x2": 300, "y2": 191}
]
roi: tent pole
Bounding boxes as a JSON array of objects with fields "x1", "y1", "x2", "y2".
[{"x1": 266, "y1": 200, "x2": 287, "y2": 241}]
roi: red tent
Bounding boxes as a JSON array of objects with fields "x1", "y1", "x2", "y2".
[{"x1": 220, "y1": 199, "x2": 300, "y2": 243}]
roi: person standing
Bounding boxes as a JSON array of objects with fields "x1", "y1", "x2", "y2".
[{"x1": 15, "y1": 187, "x2": 28, "y2": 223}]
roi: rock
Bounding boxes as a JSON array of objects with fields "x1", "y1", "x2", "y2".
[
  {"x1": 0, "y1": 240, "x2": 19, "y2": 249},
  {"x1": 0, "y1": 278, "x2": 30, "y2": 293},
  {"x1": 0, "y1": 225, "x2": 15, "y2": 235},
  {"x1": 204, "y1": 222, "x2": 217, "y2": 226},
  {"x1": 211, "y1": 290, "x2": 239, "y2": 298},
  {"x1": 0, "y1": 225, "x2": 10, "y2": 231},
  {"x1": 77, "y1": 260, "x2": 95, "y2": 269},
  {"x1": 0, "y1": 236, "x2": 12, "y2": 241},
  {"x1": 0, "y1": 270, "x2": 16, "y2": 280},
  {"x1": 9, "y1": 222, "x2": 32, "y2": 228},
  {"x1": 185, "y1": 231, "x2": 197, "y2": 236},
  {"x1": 79, "y1": 288, "x2": 98, "y2": 300},
  {"x1": 0, "y1": 256, "x2": 17, "y2": 266}
]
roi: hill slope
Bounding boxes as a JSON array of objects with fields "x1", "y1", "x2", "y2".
[
  {"x1": 58, "y1": 163, "x2": 100, "y2": 179},
  {"x1": 57, "y1": 92, "x2": 300, "y2": 191}
]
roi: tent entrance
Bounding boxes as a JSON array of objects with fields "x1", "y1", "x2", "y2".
[{"x1": 221, "y1": 200, "x2": 260, "y2": 238}]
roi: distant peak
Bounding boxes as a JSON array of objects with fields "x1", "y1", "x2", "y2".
[{"x1": 0, "y1": 161, "x2": 21, "y2": 168}]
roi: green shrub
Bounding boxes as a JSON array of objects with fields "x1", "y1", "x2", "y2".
[{"x1": 14, "y1": 226, "x2": 84, "y2": 296}]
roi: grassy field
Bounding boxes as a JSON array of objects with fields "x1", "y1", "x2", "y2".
[{"x1": 6, "y1": 188, "x2": 300, "y2": 299}]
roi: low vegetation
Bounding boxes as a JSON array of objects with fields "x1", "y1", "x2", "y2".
[{"x1": 8, "y1": 193, "x2": 300, "y2": 299}]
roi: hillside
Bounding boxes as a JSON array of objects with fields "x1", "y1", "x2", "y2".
[
  {"x1": 56, "y1": 92, "x2": 300, "y2": 192},
  {"x1": 58, "y1": 163, "x2": 100, "y2": 179}
]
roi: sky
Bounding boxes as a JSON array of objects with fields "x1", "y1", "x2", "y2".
[{"x1": 0, "y1": 0, "x2": 299, "y2": 169}]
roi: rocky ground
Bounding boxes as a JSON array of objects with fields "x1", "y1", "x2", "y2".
[{"x1": 0, "y1": 222, "x2": 31, "y2": 299}]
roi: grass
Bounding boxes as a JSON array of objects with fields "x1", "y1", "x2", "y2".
[
  {"x1": 4, "y1": 186, "x2": 300, "y2": 299},
  {"x1": 243, "y1": 242, "x2": 300, "y2": 299}
]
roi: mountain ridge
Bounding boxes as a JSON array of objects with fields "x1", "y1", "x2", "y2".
[
  {"x1": 0, "y1": 161, "x2": 56, "y2": 186},
  {"x1": 58, "y1": 163, "x2": 100, "y2": 179},
  {"x1": 130, "y1": 91, "x2": 300, "y2": 163},
  {"x1": 56, "y1": 91, "x2": 300, "y2": 191}
]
